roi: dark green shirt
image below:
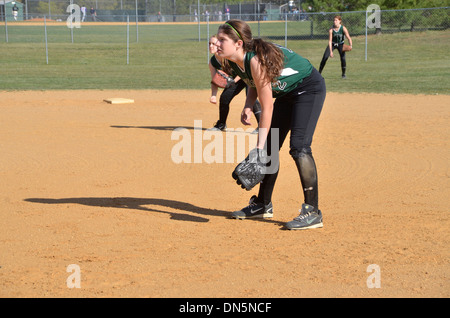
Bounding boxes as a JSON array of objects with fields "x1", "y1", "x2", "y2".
[
  {"x1": 228, "y1": 45, "x2": 313, "y2": 97},
  {"x1": 210, "y1": 54, "x2": 237, "y2": 78},
  {"x1": 210, "y1": 55, "x2": 222, "y2": 70},
  {"x1": 332, "y1": 25, "x2": 345, "y2": 45}
]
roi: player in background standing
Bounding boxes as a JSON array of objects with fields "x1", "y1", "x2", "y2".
[
  {"x1": 12, "y1": 3, "x2": 19, "y2": 21},
  {"x1": 319, "y1": 16, "x2": 352, "y2": 79},
  {"x1": 81, "y1": 6, "x2": 87, "y2": 22}
]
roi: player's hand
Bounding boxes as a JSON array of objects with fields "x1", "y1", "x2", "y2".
[
  {"x1": 241, "y1": 107, "x2": 252, "y2": 125},
  {"x1": 330, "y1": 51, "x2": 334, "y2": 58}
]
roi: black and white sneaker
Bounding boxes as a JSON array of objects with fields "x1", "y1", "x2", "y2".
[
  {"x1": 285, "y1": 204, "x2": 323, "y2": 230},
  {"x1": 207, "y1": 121, "x2": 227, "y2": 132},
  {"x1": 231, "y1": 195, "x2": 273, "y2": 219}
]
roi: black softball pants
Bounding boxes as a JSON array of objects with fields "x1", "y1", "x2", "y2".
[
  {"x1": 218, "y1": 80, "x2": 261, "y2": 125},
  {"x1": 319, "y1": 43, "x2": 346, "y2": 76},
  {"x1": 257, "y1": 68, "x2": 326, "y2": 211}
]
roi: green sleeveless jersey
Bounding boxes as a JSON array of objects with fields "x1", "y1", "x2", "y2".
[
  {"x1": 210, "y1": 55, "x2": 222, "y2": 70},
  {"x1": 211, "y1": 54, "x2": 237, "y2": 77},
  {"x1": 332, "y1": 25, "x2": 345, "y2": 45},
  {"x1": 228, "y1": 45, "x2": 313, "y2": 98}
]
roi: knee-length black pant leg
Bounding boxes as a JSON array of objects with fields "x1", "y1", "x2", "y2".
[
  {"x1": 336, "y1": 44, "x2": 346, "y2": 76},
  {"x1": 319, "y1": 46, "x2": 331, "y2": 74},
  {"x1": 218, "y1": 80, "x2": 246, "y2": 125},
  {"x1": 258, "y1": 69, "x2": 326, "y2": 211},
  {"x1": 319, "y1": 44, "x2": 346, "y2": 76},
  {"x1": 219, "y1": 80, "x2": 261, "y2": 125}
]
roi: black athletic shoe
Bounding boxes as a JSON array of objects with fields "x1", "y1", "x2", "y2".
[
  {"x1": 285, "y1": 204, "x2": 323, "y2": 230},
  {"x1": 207, "y1": 121, "x2": 227, "y2": 132},
  {"x1": 231, "y1": 195, "x2": 273, "y2": 219}
]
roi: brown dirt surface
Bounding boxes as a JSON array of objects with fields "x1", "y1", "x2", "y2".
[{"x1": 0, "y1": 90, "x2": 448, "y2": 298}]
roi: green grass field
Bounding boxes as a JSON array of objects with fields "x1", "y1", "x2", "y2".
[{"x1": 0, "y1": 22, "x2": 448, "y2": 94}]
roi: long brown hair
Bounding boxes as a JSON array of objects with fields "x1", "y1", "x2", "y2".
[{"x1": 218, "y1": 19, "x2": 284, "y2": 84}]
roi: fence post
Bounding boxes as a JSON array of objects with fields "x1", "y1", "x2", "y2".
[
  {"x1": 197, "y1": 0, "x2": 200, "y2": 42},
  {"x1": 257, "y1": 0, "x2": 260, "y2": 37},
  {"x1": 365, "y1": 10, "x2": 368, "y2": 61},
  {"x1": 44, "y1": 16, "x2": 48, "y2": 64},
  {"x1": 127, "y1": 15, "x2": 130, "y2": 65},
  {"x1": 284, "y1": 13, "x2": 287, "y2": 47},
  {"x1": 4, "y1": 6, "x2": 8, "y2": 43},
  {"x1": 135, "y1": 0, "x2": 139, "y2": 43},
  {"x1": 206, "y1": 15, "x2": 210, "y2": 64},
  {"x1": 70, "y1": 0, "x2": 73, "y2": 43}
]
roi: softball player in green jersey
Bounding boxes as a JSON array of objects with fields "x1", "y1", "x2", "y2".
[
  {"x1": 216, "y1": 20, "x2": 326, "y2": 230},
  {"x1": 319, "y1": 16, "x2": 353, "y2": 78},
  {"x1": 208, "y1": 35, "x2": 261, "y2": 131}
]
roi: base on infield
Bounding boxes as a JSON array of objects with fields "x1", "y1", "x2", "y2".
[{"x1": 103, "y1": 98, "x2": 134, "y2": 104}]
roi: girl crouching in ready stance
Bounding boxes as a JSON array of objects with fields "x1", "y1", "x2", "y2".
[{"x1": 216, "y1": 20, "x2": 326, "y2": 230}]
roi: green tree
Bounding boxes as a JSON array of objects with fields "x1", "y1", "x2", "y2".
[
  {"x1": 381, "y1": 0, "x2": 449, "y2": 9},
  {"x1": 32, "y1": 0, "x2": 67, "y2": 16},
  {"x1": 302, "y1": 0, "x2": 448, "y2": 11}
]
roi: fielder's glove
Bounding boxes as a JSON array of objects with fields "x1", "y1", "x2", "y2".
[
  {"x1": 211, "y1": 70, "x2": 235, "y2": 89},
  {"x1": 232, "y1": 148, "x2": 268, "y2": 191}
]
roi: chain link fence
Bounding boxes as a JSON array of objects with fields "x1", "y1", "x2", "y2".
[
  {"x1": 1, "y1": 2, "x2": 448, "y2": 34},
  {"x1": 0, "y1": 1, "x2": 449, "y2": 29},
  {"x1": 0, "y1": 2, "x2": 448, "y2": 64}
]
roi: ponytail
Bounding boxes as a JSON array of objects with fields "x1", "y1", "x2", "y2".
[{"x1": 251, "y1": 38, "x2": 284, "y2": 84}]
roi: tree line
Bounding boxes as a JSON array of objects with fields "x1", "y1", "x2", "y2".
[{"x1": 25, "y1": 0, "x2": 449, "y2": 16}]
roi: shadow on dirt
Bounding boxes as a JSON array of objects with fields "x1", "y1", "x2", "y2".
[{"x1": 24, "y1": 197, "x2": 230, "y2": 223}]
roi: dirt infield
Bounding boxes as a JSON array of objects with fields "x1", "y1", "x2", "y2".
[{"x1": 0, "y1": 90, "x2": 448, "y2": 298}]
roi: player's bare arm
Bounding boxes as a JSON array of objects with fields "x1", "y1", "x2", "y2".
[{"x1": 250, "y1": 57, "x2": 273, "y2": 150}]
